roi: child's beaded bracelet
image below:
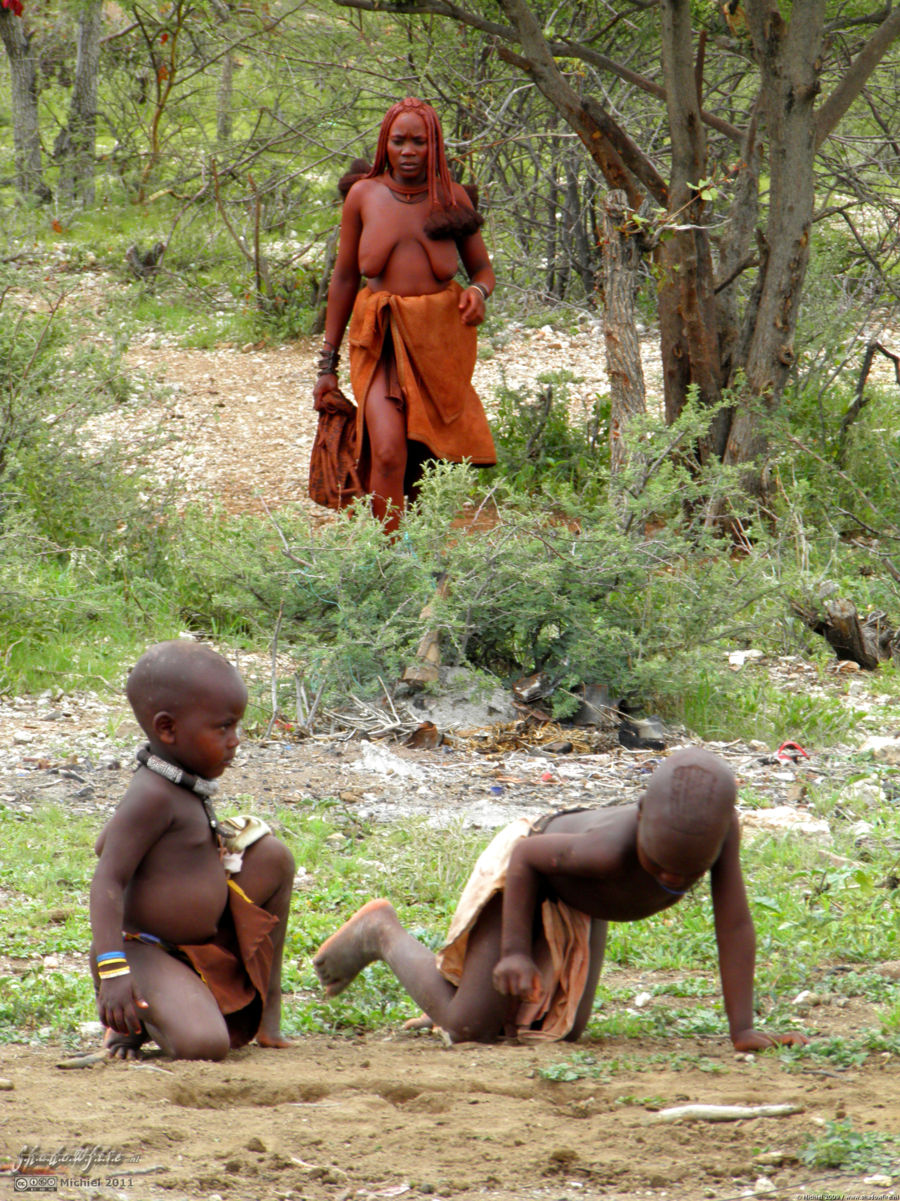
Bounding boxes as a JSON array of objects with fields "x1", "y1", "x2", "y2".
[{"x1": 96, "y1": 951, "x2": 131, "y2": 979}]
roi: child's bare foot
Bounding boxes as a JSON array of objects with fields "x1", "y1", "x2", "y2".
[
  {"x1": 313, "y1": 898, "x2": 396, "y2": 997},
  {"x1": 103, "y1": 1026, "x2": 147, "y2": 1060},
  {"x1": 402, "y1": 1014, "x2": 434, "y2": 1032},
  {"x1": 256, "y1": 1020, "x2": 293, "y2": 1049}
]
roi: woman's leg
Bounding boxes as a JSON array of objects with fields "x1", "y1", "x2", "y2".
[{"x1": 364, "y1": 361, "x2": 407, "y2": 535}]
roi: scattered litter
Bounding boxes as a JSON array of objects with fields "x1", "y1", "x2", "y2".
[
  {"x1": 512, "y1": 671, "x2": 554, "y2": 703},
  {"x1": 728, "y1": 650, "x2": 764, "y2": 669},
  {"x1": 618, "y1": 714, "x2": 666, "y2": 751},
  {"x1": 405, "y1": 721, "x2": 442, "y2": 750},
  {"x1": 776, "y1": 741, "x2": 810, "y2": 763},
  {"x1": 353, "y1": 744, "x2": 426, "y2": 780}
]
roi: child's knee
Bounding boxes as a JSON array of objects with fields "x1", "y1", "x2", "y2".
[
  {"x1": 166, "y1": 1027, "x2": 230, "y2": 1061},
  {"x1": 271, "y1": 835, "x2": 296, "y2": 878},
  {"x1": 258, "y1": 834, "x2": 296, "y2": 885}
]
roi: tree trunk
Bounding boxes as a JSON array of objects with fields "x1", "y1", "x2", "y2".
[
  {"x1": 566, "y1": 161, "x2": 594, "y2": 298},
  {"x1": 603, "y1": 190, "x2": 646, "y2": 476},
  {"x1": 217, "y1": 49, "x2": 234, "y2": 151},
  {"x1": 0, "y1": 9, "x2": 50, "y2": 202},
  {"x1": 57, "y1": 2, "x2": 102, "y2": 208},
  {"x1": 791, "y1": 597, "x2": 900, "y2": 669},
  {"x1": 657, "y1": 0, "x2": 722, "y2": 438},
  {"x1": 720, "y1": 1, "x2": 825, "y2": 490}
]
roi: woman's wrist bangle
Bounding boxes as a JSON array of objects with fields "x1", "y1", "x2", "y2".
[
  {"x1": 316, "y1": 346, "x2": 339, "y2": 376},
  {"x1": 471, "y1": 282, "x2": 490, "y2": 301},
  {"x1": 98, "y1": 965, "x2": 132, "y2": 980}
]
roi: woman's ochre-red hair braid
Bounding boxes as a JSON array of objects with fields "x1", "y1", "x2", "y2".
[{"x1": 367, "y1": 97, "x2": 458, "y2": 212}]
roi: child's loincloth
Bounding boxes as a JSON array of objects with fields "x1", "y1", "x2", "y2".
[
  {"x1": 127, "y1": 880, "x2": 277, "y2": 1049},
  {"x1": 436, "y1": 815, "x2": 592, "y2": 1043}
]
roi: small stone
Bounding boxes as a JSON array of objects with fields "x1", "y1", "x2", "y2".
[
  {"x1": 0, "y1": 1078, "x2": 14, "y2": 1090},
  {"x1": 858, "y1": 735, "x2": 900, "y2": 764}
]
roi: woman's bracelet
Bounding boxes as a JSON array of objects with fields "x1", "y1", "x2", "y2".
[
  {"x1": 470, "y1": 282, "x2": 490, "y2": 301},
  {"x1": 316, "y1": 345, "x2": 339, "y2": 377}
]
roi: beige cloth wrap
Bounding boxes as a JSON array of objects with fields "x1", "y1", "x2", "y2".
[
  {"x1": 436, "y1": 817, "x2": 592, "y2": 1043},
  {"x1": 348, "y1": 282, "x2": 496, "y2": 469}
]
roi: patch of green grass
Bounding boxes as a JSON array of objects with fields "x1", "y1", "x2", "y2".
[
  {"x1": 674, "y1": 664, "x2": 869, "y2": 748},
  {"x1": 538, "y1": 1050, "x2": 603, "y2": 1082},
  {"x1": 800, "y1": 1119, "x2": 900, "y2": 1173}
]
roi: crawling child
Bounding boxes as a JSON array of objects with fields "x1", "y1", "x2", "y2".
[
  {"x1": 90, "y1": 640, "x2": 295, "y2": 1060},
  {"x1": 314, "y1": 748, "x2": 806, "y2": 1049}
]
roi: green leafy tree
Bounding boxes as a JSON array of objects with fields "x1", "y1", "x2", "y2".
[{"x1": 325, "y1": 0, "x2": 900, "y2": 498}]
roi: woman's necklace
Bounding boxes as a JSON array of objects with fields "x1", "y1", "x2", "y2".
[{"x1": 385, "y1": 176, "x2": 429, "y2": 204}]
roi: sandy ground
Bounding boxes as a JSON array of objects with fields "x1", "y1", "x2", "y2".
[
  {"x1": 3, "y1": 307, "x2": 900, "y2": 1201},
  {"x1": 3, "y1": 1004, "x2": 900, "y2": 1201}
]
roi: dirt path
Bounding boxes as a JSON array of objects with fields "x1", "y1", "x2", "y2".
[
  {"x1": 4, "y1": 1006, "x2": 898, "y2": 1201},
  {"x1": 109, "y1": 319, "x2": 627, "y2": 516}
]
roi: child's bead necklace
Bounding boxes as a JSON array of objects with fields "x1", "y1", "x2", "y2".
[{"x1": 135, "y1": 745, "x2": 219, "y2": 834}]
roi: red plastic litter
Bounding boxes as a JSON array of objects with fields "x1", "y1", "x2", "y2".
[{"x1": 776, "y1": 741, "x2": 810, "y2": 762}]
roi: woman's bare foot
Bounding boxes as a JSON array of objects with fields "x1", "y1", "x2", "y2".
[
  {"x1": 313, "y1": 899, "x2": 397, "y2": 997},
  {"x1": 103, "y1": 1026, "x2": 147, "y2": 1061}
]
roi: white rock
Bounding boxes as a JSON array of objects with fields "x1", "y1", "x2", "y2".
[
  {"x1": 842, "y1": 779, "x2": 884, "y2": 809},
  {"x1": 858, "y1": 735, "x2": 900, "y2": 764},
  {"x1": 740, "y1": 806, "x2": 831, "y2": 839}
]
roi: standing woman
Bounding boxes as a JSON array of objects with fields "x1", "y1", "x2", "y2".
[{"x1": 313, "y1": 97, "x2": 496, "y2": 534}]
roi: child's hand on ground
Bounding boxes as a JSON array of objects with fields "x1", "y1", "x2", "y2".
[
  {"x1": 492, "y1": 953, "x2": 542, "y2": 1001},
  {"x1": 97, "y1": 976, "x2": 149, "y2": 1037},
  {"x1": 731, "y1": 1027, "x2": 809, "y2": 1052}
]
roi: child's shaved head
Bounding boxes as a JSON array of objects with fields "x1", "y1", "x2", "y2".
[
  {"x1": 639, "y1": 748, "x2": 736, "y2": 874},
  {"x1": 126, "y1": 640, "x2": 243, "y2": 735}
]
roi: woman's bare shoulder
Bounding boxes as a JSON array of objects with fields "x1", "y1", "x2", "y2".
[{"x1": 346, "y1": 176, "x2": 383, "y2": 202}]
